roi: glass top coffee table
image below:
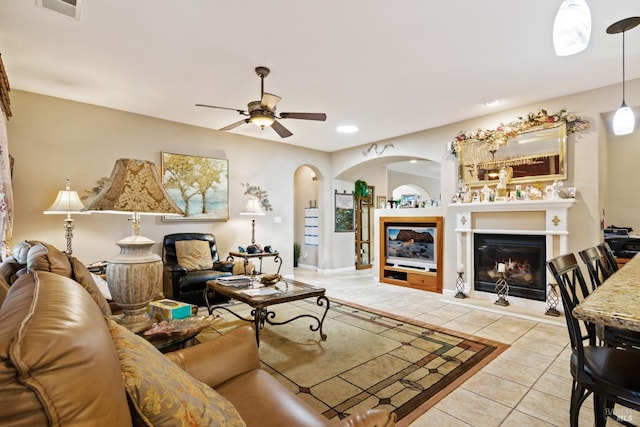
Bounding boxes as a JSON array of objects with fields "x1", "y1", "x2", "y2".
[{"x1": 204, "y1": 277, "x2": 329, "y2": 346}]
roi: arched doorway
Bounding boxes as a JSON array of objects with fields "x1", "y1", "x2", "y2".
[{"x1": 293, "y1": 165, "x2": 321, "y2": 269}]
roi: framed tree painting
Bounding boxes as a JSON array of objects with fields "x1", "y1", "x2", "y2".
[
  {"x1": 161, "y1": 152, "x2": 229, "y2": 221},
  {"x1": 334, "y1": 191, "x2": 354, "y2": 232}
]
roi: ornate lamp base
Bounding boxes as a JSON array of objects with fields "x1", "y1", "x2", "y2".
[{"x1": 107, "y1": 235, "x2": 162, "y2": 333}]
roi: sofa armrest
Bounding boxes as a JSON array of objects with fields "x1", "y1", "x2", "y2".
[
  {"x1": 164, "y1": 326, "x2": 259, "y2": 388},
  {"x1": 332, "y1": 409, "x2": 396, "y2": 427}
]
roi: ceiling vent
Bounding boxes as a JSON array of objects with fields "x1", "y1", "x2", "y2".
[{"x1": 36, "y1": 0, "x2": 82, "y2": 20}]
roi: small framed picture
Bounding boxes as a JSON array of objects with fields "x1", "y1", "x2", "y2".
[{"x1": 377, "y1": 196, "x2": 387, "y2": 209}]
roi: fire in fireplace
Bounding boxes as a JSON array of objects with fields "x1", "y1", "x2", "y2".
[{"x1": 473, "y1": 234, "x2": 547, "y2": 301}]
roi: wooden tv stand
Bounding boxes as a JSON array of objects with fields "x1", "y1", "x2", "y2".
[{"x1": 379, "y1": 216, "x2": 443, "y2": 293}]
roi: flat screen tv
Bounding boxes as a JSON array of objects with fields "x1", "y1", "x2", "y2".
[{"x1": 385, "y1": 225, "x2": 437, "y2": 271}]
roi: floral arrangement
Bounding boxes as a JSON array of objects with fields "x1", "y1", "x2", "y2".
[
  {"x1": 450, "y1": 108, "x2": 590, "y2": 156},
  {"x1": 241, "y1": 182, "x2": 273, "y2": 211}
]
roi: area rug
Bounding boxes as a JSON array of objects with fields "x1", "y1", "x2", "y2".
[{"x1": 198, "y1": 298, "x2": 508, "y2": 425}]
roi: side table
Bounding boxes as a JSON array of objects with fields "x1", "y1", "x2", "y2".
[{"x1": 227, "y1": 251, "x2": 282, "y2": 275}]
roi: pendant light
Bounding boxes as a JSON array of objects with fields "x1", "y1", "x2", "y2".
[
  {"x1": 553, "y1": 0, "x2": 591, "y2": 56},
  {"x1": 607, "y1": 17, "x2": 640, "y2": 136}
]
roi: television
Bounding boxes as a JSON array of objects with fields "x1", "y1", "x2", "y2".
[{"x1": 385, "y1": 225, "x2": 437, "y2": 271}]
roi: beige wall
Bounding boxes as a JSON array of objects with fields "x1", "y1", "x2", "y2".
[
  {"x1": 605, "y1": 129, "x2": 640, "y2": 231},
  {"x1": 338, "y1": 78, "x2": 640, "y2": 290},
  {"x1": 8, "y1": 90, "x2": 331, "y2": 275},
  {"x1": 7, "y1": 77, "x2": 640, "y2": 285}
]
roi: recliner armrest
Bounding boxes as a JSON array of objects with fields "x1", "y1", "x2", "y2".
[
  {"x1": 164, "y1": 326, "x2": 259, "y2": 388},
  {"x1": 166, "y1": 265, "x2": 188, "y2": 275},
  {"x1": 213, "y1": 261, "x2": 234, "y2": 273}
]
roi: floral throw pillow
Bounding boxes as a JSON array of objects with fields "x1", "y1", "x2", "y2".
[
  {"x1": 107, "y1": 319, "x2": 246, "y2": 427},
  {"x1": 175, "y1": 240, "x2": 214, "y2": 271}
]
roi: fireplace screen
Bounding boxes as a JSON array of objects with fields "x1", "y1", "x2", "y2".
[{"x1": 473, "y1": 234, "x2": 546, "y2": 301}]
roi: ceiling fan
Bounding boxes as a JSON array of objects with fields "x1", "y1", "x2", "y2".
[{"x1": 196, "y1": 66, "x2": 327, "y2": 138}]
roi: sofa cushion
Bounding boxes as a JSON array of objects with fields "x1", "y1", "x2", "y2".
[
  {"x1": 175, "y1": 240, "x2": 214, "y2": 271},
  {"x1": 108, "y1": 319, "x2": 246, "y2": 427},
  {"x1": 11, "y1": 241, "x2": 32, "y2": 265},
  {"x1": 68, "y1": 256, "x2": 112, "y2": 316},
  {"x1": 0, "y1": 275, "x2": 8, "y2": 306},
  {"x1": 26, "y1": 242, "x2": 73, "y2": 277},
  {"x1": 0, "y1": 271, "x2": 132, "y2": 426}
]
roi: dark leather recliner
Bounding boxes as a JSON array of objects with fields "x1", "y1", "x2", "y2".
[{"x1": 162, "y1": 233, "x2": 233, "y2": 306}]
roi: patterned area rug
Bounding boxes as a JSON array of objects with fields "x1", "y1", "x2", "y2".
[{"x1": 198, "y1": 298, "x2": 508, "y2": 425}]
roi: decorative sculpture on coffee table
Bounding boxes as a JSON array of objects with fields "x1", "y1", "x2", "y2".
[
  {"x1": 455, "y1": 264, "x2": 467, "y2": 299},
  {"x1": 494, "y1": 262, "x2": 510, "y2": 306}
]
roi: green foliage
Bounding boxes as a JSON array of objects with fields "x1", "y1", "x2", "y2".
[
  {"x1": 354, "y1": 179, "x2": 369, "y2": 199},
  {"x1": 241, "y1": 182, "x2": 273, "y2": 211},
  {"x1": 293, "y1": 242, "x2": 301, "y2": 265}
]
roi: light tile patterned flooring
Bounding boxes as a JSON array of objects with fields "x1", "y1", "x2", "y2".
[{"x1": 290, "y1": 268, "x2": 636, "y2": 427}]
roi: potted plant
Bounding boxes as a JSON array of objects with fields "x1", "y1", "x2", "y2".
[
  {"x1": 354, "y1": 179, "x2": 369, "y2": 199},
  {"x1": 293, "y1": 242, "x2": 301, "y2": 267}
]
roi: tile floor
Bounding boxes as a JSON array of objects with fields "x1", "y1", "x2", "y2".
[{"x1": 290, "y1": 268, "x2": 637, "y2": 427}]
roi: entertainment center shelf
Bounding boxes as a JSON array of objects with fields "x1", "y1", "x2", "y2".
[{"x1": 379, "y1": 216, "x2": 443, "y2": 293}]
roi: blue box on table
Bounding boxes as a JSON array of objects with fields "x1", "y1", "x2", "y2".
[{"x1": 147, "y1": 299, "x2": 193, "y2": 321}]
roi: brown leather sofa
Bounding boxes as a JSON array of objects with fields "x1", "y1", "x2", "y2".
[{"x1": 0, "y1": 245, "x2": 395, "y2": 426}]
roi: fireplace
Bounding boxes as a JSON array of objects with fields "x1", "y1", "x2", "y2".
[{"x1": 473, "y1": 234, "x2": 547, "y2": 301}]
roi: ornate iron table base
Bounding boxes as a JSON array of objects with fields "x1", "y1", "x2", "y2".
[
  {"x1": 209, "y1": 296, "x2": 329, "y2": 346},
  {"x1": 204, "y1": 279, "x2": 330, "y2": 346}
]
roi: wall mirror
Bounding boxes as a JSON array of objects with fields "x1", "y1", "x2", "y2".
[{"x1": 458, "y1": 121, "x2": 567, "y2": 187}]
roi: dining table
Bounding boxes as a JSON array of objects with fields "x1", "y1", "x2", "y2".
[{"x1": 573, "y1": 254, "x2": 640, "y2": 332}]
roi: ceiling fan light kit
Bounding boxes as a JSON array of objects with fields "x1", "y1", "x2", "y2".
[
  {"x1": 607, "y1": 17, "x2": 640, "y2": 136},
  {"x1": 553, "y1": 0, "x2": 591, "y2": 56},
  {"x1": 196, "y1": 66, "x2": 326, "y2": 138}
]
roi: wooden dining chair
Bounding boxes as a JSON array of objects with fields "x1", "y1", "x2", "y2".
[
  {"x1": 597, "y1": 242, "x2": 619, "y2": 275},
  {"x1": 578, "y1": 246, "x2": 612, "y2": 291},
  {"x1": 547, "y1": 253, "x2": 640, "y2": 427},
  {"x1": 579, "y1": 246, "x2": 640, "y2": 350}
]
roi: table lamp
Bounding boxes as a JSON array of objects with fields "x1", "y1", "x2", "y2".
[
  {"x1": 44, "y1": 179, "x2": 88, "y2": 255},
  {"x1": 240, "y1": 197, "x2": 265, "y2": 249},
  {"x1": 84, "y1": 158, "x2": 183, "y2": 331}
]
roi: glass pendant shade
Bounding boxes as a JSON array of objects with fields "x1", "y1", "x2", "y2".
[
  {"x1": 250, "y1": 114, "x2": 275, "y2": 129},
  {"x1": 607, "y1": 17, "x2": 640, "y2": 136},
  {"x1": 613, "y1": 103, "x2": 635, "y2": 136},
  {"x1": 553, "y1": 0, "x2": 591, "y2": 56}
]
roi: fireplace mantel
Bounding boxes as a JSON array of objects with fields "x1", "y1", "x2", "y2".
[{"x1": 448, "y1": 198, "x2": 576, "y2": 306}]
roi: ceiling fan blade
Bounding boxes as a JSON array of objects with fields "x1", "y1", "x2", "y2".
[
  {"x1": 271, "y1": 120, "x2": 293, "y2": 138},
  {"x1": 261, "y1": 93, "x2": 281, "y2": 111},
  {"x1": 195, "y1": 103, "x2": 245, "y2": 114},
  {"x1": 280, "y1": 112, "x2": 327, "y2": 121},
  {"x1": 219, "y1": 119, "x2": 249, "y2": 131}
]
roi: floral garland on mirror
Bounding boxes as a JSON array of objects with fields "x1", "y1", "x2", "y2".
[{"x1": 449, "y1": 108, "x2": 590, "y2": 156}]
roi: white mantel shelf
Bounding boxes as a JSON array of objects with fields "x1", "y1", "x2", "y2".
[
  {"x1": 450, "y1": 197, "x2": 577, "y2": 308},
  {"x1": 449, "y1": 198, "x2": 576, "y2": 235},
  {"x1": 448, "y1": 198, "x2": 576, "y2": 212}
]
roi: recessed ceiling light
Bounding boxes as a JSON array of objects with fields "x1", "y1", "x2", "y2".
[
  {"x1": 484, "y1": 100, "x2": 501, "y2": 107},
  {"x1": 337, "y1": 125, "x2": 359, "y2": 133},
  {"x1": 410, "y1": 159, "x2": 417, "y2": 164}
]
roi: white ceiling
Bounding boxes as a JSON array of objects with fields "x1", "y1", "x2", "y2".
[{"x1": 1, "y1": 1, "x2": 639, "y2": 153}]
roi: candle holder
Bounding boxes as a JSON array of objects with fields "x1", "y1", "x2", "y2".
[
  {"x1": 494, "y1": 271, "x2": 510, "y2": 306},
  {"x1": 455, "y1": 271, "x2": 467, "y2": 299},
  {"x1": 545, "y1": 282, "x2": 561, "y2": 317}
]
